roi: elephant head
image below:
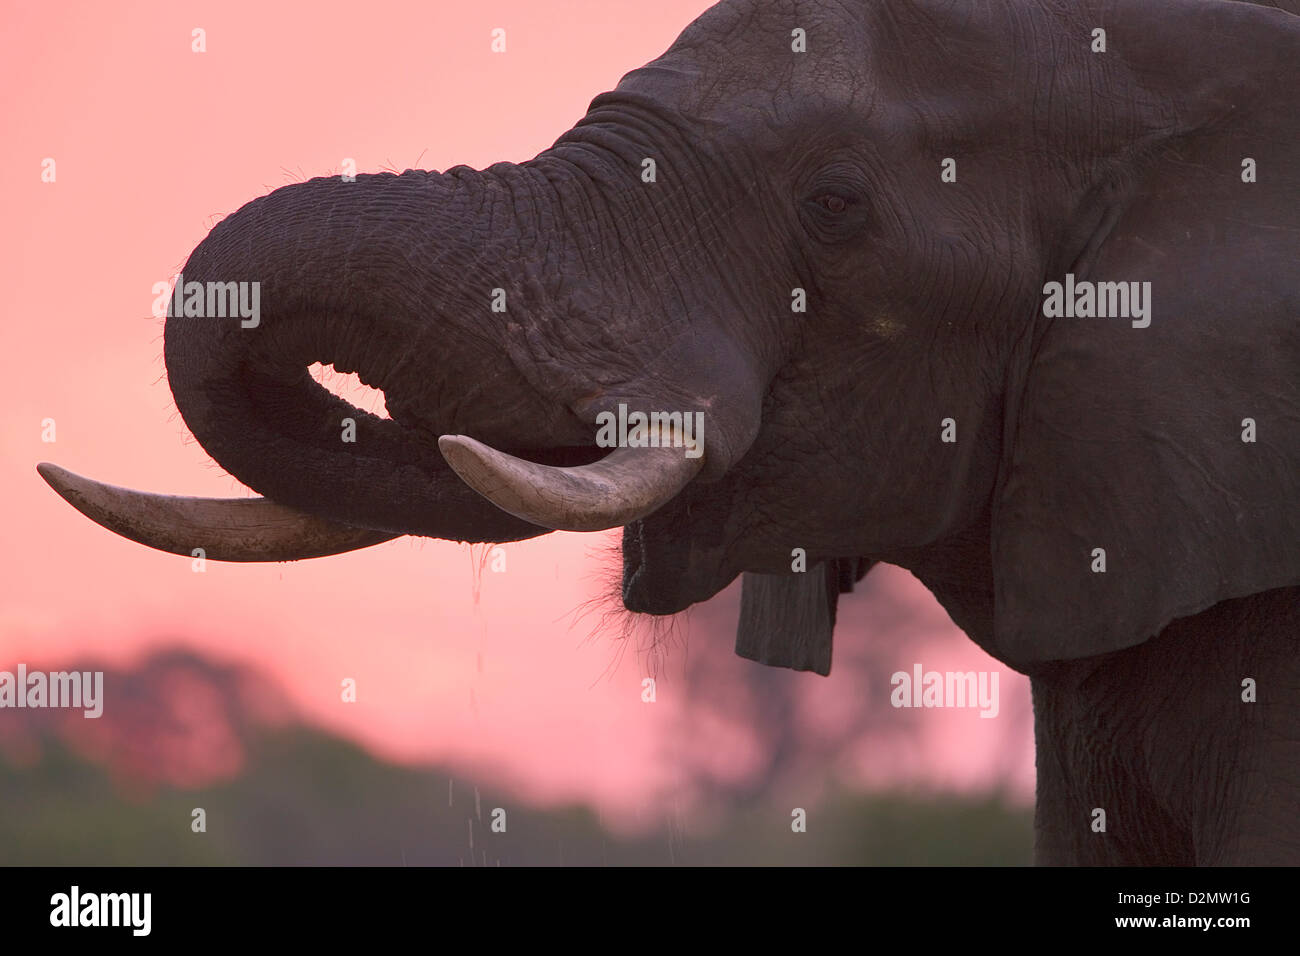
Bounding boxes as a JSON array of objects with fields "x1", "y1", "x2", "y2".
[{"x1": 40, "y1": 0, "x2": 1300, "y2": 680}]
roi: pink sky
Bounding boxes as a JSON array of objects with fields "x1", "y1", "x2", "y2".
[{"x1": 1, "y1": 0, "x2": 1033, "y2": 828}]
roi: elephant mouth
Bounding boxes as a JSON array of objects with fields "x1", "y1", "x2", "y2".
[
  {"x1": 620, "y1": 497, "x2": 733, "y2": 615},
  {"x1": 622, "y1": 517, "x2": 695, "y2": 614},
  {"x1": 444, "y1": 428, "x2": 734, "y2": 616}
]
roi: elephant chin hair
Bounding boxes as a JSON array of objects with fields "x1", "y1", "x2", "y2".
[{"x1": 563, "y1": 531, "x2": 689, "y2": 666}]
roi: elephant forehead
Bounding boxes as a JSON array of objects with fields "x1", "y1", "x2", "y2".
[{"x1": 615, "y1": 0, "x2": 873, "y2": 126}]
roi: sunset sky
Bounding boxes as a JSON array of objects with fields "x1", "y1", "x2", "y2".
[{"x1": 0, "y1": 0, "x2": 1032, "y2": 829}]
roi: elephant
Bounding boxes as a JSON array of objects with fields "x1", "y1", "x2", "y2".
[{"x1": 39, "y1": 0, "x2": 1300, "y2": 865}]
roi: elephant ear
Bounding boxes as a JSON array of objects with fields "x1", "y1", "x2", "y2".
[
  {"x1": 991, "y1": 5, "x2": 1300, "y2": 665},
  {"x1": 736, "y1": 558, "x2": 873, "y2": 675}
]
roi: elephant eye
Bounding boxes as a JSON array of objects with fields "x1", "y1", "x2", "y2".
[
  {"x1": 811, "y1": 191, "x2": 852, "y2": 214},
  {"x1": 816, "y1": 193, "x2": 850, "y2": 214},
  {"x1": 801, "y1": 185, "x2": 869, "y2": 244},
  {"x1": 800, "y1": 159, "x2": 871, "y2": 242}
]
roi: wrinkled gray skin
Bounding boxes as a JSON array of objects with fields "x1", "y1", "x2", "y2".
[{"x1": 42, "y1": 0, "x2": 1300, "y2": 864}]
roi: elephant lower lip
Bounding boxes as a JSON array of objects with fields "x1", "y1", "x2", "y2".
[
  {"x1": 623, "y1": 570, "x2": 695, "y2": 614},
  {"x1": 621, "y1": 517, "x2": 725, "y2": 614},
  {"x1": 622, "y1": 519, "x2": 678, "y2": 613},
  {"x1": 624, "y1": 561, "x2": 724, "y2": 614}
]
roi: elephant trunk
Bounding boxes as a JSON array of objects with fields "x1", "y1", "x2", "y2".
[
  {"x1": 42, "y1": 152, "x2": 767, "y2": 558},
  {"x1": 160, "y1": 168, "x2": 556, "y2": 545}
]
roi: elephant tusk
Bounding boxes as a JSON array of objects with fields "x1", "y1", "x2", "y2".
[
  {"x1": 36, "y1": 462, "x2": 399, "y2": 561},
  {"x1": 437, "y1": 430, "x2": 703, "y2": 532}
]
